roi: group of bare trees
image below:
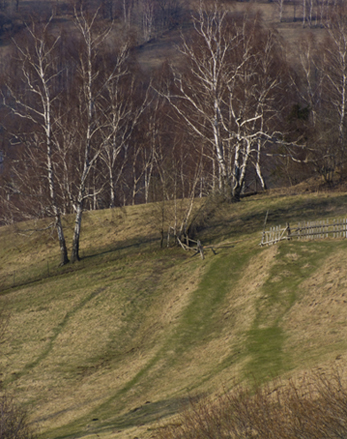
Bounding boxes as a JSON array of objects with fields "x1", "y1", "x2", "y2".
[
  {"x1": 2, "y1": 0, "x2": 347, "y2": 262},
  {"x1": 291, "y1": 5, "x2": 347, "y2": 183},
  {"x1": 0, "y1": 5, "x2": 150, "y2": 264},
  {"x1": 274, "y1": 0, "x2": 344, "y2": 27},
  {"x1": 92, "y1": 0, "x2": 184, "y2": 41},
  {"x1": 158, "y1": 6, "x2": 290, "y2": 201}
]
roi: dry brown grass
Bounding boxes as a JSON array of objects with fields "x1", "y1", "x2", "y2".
[
  {"x1": 3, "y1": 193, "x2": 347, "y2": 439},
  {"x1": 283, "y1": 248, "x2": 347, "y2": 364}
]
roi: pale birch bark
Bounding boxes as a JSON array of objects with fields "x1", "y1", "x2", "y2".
[
  {"x1": 5, "y1": 19, "x2": 69, "y2": 265},
  {"x1": 140, "y1": 94, "x2": 165, "y2": 203},
  {"x1": 70, "y1": 5, "x2": 148, "y2": 260},
  {"x1": 302, "y1": 0, "x2": 306, "y2": 27},
  {"x1": 70, "y1": 6, "x2": 112, "y2": 262},
  {"x1": 142, "y1": 0, "x2": 155, "y2": 41},
  {"x1": 317, "y1": 9, "x2": 347, "y2": 179},
  {"x1": 156, "y1": 5, "x2": 233, "y2": 199},
  {"x1": 99, "y1": 68, "x2": 150, "y2": 208},
  {"x1": 325, "y1": 14, "x2": 347, "y2": 138},
  {"x1": 158, "y1": 4, "x2": 282, "y2": 201},
  {"x1": 276, "y1": 0, "x2": 285, "y2": 22}
]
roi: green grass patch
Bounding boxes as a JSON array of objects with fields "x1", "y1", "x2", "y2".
[
  {"x1": 244, "y1": 240, "x2": 342, "y2": 381},
  {"x1": 173, "y1": 247, "x2": 258, "y2": 353}
]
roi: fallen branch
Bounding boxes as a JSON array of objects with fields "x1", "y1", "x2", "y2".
[{"x1": 176, "y1": 236, "x2": 216, "y2": 260}]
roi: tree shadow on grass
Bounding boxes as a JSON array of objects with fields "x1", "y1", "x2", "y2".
[
  {"x1": 49, "y1": 396, "x2": 196, "y2": 439},
  {"x1": 198, "y1": 193, "x2": 347, "y2": 244},
  {"x1": 0, "y1": 235, "x2": 162, "y2": 293},
  {"x1": 82, "y1": 235, "x2": 161, "y2": 261},
  {"x1": 107, "y1": 396, "x2": 192, "y2": 430}
]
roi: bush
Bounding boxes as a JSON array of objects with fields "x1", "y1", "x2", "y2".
[
  {"x1": 154, "y1": 369, "x2": 347, "y2": 439},
  {"x1": 0, "y1": 394, "x2": 35, "y2": 439}
]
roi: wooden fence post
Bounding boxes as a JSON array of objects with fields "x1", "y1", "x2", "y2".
[
  {"x1": 197, "y1": 240, "x2": 204, "y2": 260},
  {"x1": 261, "y1": 211, "x2": 269, "y2": 246},
  {"x1": 286, "y1": 222, "x2": 291, "y2": 240}
]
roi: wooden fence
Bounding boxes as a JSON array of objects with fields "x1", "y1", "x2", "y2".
[{"x1": 260, "y1": 218, "x2": 347, "y2": 246}]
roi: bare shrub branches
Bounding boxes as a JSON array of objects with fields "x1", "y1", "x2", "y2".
[
  {"x1": 154, "y1": 369, "x2": 347, "y2": 439},
  {"x1": 0, "y1": 394, "x2": 35, "y2": 439}
]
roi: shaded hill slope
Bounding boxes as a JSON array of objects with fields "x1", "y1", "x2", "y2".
[{"x1": 1, "y1": 192, "x2": 347, "y2": 438}]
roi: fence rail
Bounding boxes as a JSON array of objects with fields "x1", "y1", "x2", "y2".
[{"x1": 260, "y1": 218, "x2": 347, "y2": 246}]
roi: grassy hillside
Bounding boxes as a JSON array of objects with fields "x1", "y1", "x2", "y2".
[{"x1": 2, "y1": 190, "x2": 347, "y2": 438}]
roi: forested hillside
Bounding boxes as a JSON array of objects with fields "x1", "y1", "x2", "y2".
[{"x1": 1, "y1": 0, "x2": 347, "y2": 265}]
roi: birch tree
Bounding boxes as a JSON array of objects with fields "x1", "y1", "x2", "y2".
[
  {"x1": 151, "y1": 119, "x2": 204, "y2": 244},
  {"x1": 69, "y1": 5, "x2": 111, "y2": 262},
  {"x1": 142, "y1": 0, "x2": 155, "y2": 41},
  {"x1": 309, "y1": 7, "x2": 347, "y2": 180},
  {"x1": 3, "y1": 18, "x2": 69, "y2": 265},
  {"x1": 275, "y1": 0, "x2": 285, "y2": 23},
  {"x1": 135, "y1": 93, "x2": 165, "y2": 204},
  {"x1": 158, "y1": 3, "x2": 285, "y2": 201},
  {"x1": 324, "y1": 10, "x2": 347, "y2": 146},
  {"x1": 99, "y1": 55, "x2": 150, "y2": 208},
  {"x1": 69, "y1": 5, "x2": 147, "y2": 261}
]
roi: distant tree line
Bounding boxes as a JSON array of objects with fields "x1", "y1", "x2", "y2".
[
  {"x1": 0, "y1": 0, "x2": 185, "y2": 42},
  {"x1": 1, "y1": 0, "x2": 347, "y2": 264}
]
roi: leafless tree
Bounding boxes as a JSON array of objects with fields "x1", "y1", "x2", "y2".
[
  {"x1": 133, "y1": 94, "x2": 164, "y2": 204},
  {"x1": 69, "y1": 5, "x2": 149, "y2": 260},
  {"x1": 121, "y1": 0, "x2": 135, "y2": 27},
  {"x1": 275, "y1": 0, "x2": 285, "y2": 23},
  {"x1": 99, "y1": 50, "x2": 150, "y2": 208},
  {"x1": 69, "y1": 5, "x2": 112, "y2": 262},
  {"x1": 142, "y1": 0, "x2": 155, "y2": 41},
  {"x1": 324, "y1": 9, "x2": 347, "y2": 144},
  {"x1": 305, "y1": 5, "x2": 347, "y2": 181},
  {"x1": 158, "y1": 2, "x2": 286, "y2": 201},
  {"x1": 3, "y1": 17, "x2": 69, "y2": 265}
]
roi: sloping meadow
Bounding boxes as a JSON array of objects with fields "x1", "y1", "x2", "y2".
[{"x1": 1, "y1": 192, "x2": 347, "y2": 438}]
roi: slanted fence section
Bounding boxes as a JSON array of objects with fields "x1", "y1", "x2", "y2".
[
  {"x1": 175, "y1": 235, "x2": 217, "y2": 259},
  {"x1": 260, "y1": 218, "x2": 347, "y2": 246}
]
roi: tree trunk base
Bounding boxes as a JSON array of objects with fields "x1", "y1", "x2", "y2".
[
  {"x1": 59, "y1": 257, "x2": 70, "y2": 267},
  {"x1": 70, "y1": 254, "x2": 81, "y2": 263}
]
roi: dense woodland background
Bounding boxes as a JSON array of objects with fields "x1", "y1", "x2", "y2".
[{"x1": 1, "y1": 0, "x2": 347, "y2": 263}]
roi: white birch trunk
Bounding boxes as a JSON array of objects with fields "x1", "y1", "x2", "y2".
[{"x1": 10, "y1": 25, "x2": 69, "y2": 265}]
